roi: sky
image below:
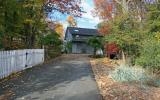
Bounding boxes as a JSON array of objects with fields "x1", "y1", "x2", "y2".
[
  {"x1": 48, "y1": 0, "x2": 101, "y2": 30},
  {"x1": 77, "y1": 0, "x2": 101, "y2": 28}
]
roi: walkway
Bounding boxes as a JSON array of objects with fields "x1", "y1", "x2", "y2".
[{"x1": 0, "y1": 54, "x2": 101, "y2": 100}]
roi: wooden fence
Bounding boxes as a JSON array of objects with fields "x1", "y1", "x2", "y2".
[{"x1": 0, "y1": 49, "x2": 44, "y2": 79}]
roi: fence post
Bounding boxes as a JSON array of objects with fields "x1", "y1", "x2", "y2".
[{"x1": 25, "y1": 51, "x2": 28, "y2": 68}]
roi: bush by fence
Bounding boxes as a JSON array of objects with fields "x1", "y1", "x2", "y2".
[{"x1": 0, "y1": 49, "x2": 44, "y2": 79}]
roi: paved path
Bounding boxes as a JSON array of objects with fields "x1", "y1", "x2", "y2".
[{"x1": 0, "y1": 54, "x2": 101, "y2": 100}]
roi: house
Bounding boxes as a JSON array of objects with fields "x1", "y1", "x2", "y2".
[{"x1": 64, "y1": 27, "x2": 101, "y2": 54}]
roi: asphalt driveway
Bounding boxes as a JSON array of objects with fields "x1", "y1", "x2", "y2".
[{"x1": 0, "y1": 54, "x2": 101, "y2": 100}]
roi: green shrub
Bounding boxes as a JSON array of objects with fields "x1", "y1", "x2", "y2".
[
  {"x1": 65, "y1": 41, "x2": 72, "y2": 53},
  {"x1": 136, "y1": 36, "x2": 160, "y2": 72},
  {"x1": 47, "y1": 49, "x2": 61, "y2": 59},
  {"x1": 41, "y1": 30, "x2": 62, "y2": 60},
  {"x1": 87, "y1": 36, "x2": 104, "y2": 56}
]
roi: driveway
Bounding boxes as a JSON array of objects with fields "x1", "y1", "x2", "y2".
[{"x1": 0, "y1": 54, "x2": 101, "y2": 100}]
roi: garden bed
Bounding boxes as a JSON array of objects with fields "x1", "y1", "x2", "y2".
[{"x1": 90, "y1": 58, "x2": 160, "y2": 100}]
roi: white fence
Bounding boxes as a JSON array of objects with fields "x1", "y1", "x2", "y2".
[{"x1": 0, "y1": 49, "x2": 44, "y2": 79}]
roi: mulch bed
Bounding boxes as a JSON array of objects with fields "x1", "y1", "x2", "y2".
[{"x1": 90, "y1": 58, "x2": 160, "y2": 100}]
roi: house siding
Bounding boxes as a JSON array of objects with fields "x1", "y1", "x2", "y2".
[
  {"x1": 66, "y1": 30, "x2": 72, "y2": 41},
  {"x1": 72, "y1": 42, "x2": 94, "y2": 54},
  {"x1": 65, "y1": 27, "x2": 101, "y2": 54}
]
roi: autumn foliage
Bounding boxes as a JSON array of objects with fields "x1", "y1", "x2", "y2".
[
  {"x1": 94, "y1": 0, "x2": 115, "y2": 35},
  {"x1": 93, "y1": 0, "x2": 114, "y2": 19},
  {"x1": 44, "y1": 0, "x2": 82, "y2": 17},
  {"x1": 67, "y1": 16, "x2": 77, "y2": 27},
  {"x1": 97, "y1": 22, "x2": 111, "y2": 35},
  {"x1": 105, "y1": 43, "x2": 119, "y2": 57},
  {"x1": 94, "y1": 0, "x2": 119, "y2": 56}
]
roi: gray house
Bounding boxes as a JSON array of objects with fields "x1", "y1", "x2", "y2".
[{"x1": 64, "y1": 27, "x2": 100, "y2": 54}]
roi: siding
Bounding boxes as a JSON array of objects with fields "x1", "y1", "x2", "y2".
[{"x1": 72, "y1": 42, "x2": 94, "y2": 54}]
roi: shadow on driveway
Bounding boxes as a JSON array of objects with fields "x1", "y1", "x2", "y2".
[{"x1": 0, "y1": 54, "x2": 101, "y2": 100}]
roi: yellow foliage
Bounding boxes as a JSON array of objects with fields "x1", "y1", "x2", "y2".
[
  {"x1": 155, "y1": 32, "x2": 160, "y2": 42},
  {"x1": 67, "y1": 16, "x2": 77, "y2": 27},
  {"x1": 54, "y1": 23, "x2": 64, "y2": 39},
  {"x1": 24, "y1": 19, "x2": 34, "y2": 24}
]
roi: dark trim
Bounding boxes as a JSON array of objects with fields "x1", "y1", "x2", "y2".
[
  {"x1": 71, "y1": 33, "x2": 100, "y2": 36},
  {"x1": 72, "y1": 41, "x2": 86, "y2": 43}
]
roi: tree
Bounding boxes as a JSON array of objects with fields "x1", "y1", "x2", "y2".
[
  {"x1": 0, "y1": 32, "x2": 3, "y2": 49},
  {"x1": 47, "y1": 21, "x2": 64, "y2": 39},
  {"x1": 87, "y1": 37, "x2": 104, "y2": 56},
  {"x1": 20, "y1": 0, "x2": 47, "y2": 49},
  {"x1": 136, "y1": 36, "x2": 160, "y2": 72},
  {"x1": 93, "y1": 0, "x2": 148, "y2": 21},
  {"x1": 97, "y1": 21, "x2": 111, "y2": 35},
  {"x1": 93, "y1": 0, "x2": 114, "y2": 19},
  {"x1": 146, "y1": 1, "x2": 160, "y2": 32},
  {"x1": 0, "y1": 0, "x2": 82, "y2": 50},
  {"x1": 0, "y1": 0, "x2": 24, "y2": 49},
  {"x1": 94, "y1": 0, "x2": 152, "y2": 58},
  {"x1": 94, "y1": 0, "x2": 160, "y2": 72},
  {"x1": 67, "y1": 16, "x2": 77, "y2": 27},
  {"x1": 42, "y1": 30, "x2": 61, "y2": 46},
  {"x1": 54, "y1": 22, "x2": 64, "y2": 39},
  {"x1": 0, "y1": 0, "x2": 46, "y2": 49},
  {"x1": 135, "y1": 0, "x2": 160, "y2": 72},
  {"x1": 104, "y1": 14, "x2": 145, "y2": 63},
  {"x1": 41, "y1": 30, "x2": 62, "y2": 59},
  {"x1": 44, "y1": 0, "x2": 82, "y2": 17}
]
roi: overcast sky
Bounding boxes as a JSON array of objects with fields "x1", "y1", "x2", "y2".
[{"x1": 48, "y1": 0, "x2": 101, "y2": 30}]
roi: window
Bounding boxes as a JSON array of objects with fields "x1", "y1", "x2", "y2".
[{"x1": 74, "y1": 29, "x2": 79, "y2": 32}]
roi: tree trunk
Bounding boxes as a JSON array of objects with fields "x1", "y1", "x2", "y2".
[
  {"x1": 122, "y1": 50, "x2": 126, "y2": 64},
  {"x1": 122, "y1": 0, "x2": 128, "y2": 13},
  {"x1": 114, "y1": 0, "x2": 129, "y2": 14},
  {"x1": 31, "y1": 31, "x2": 35, "y2": 49},
  {"x1": 94, "y1": 47, "x2": 96, "y2": 56}
]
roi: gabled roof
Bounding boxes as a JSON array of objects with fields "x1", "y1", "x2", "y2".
[{"x1": 66, "y1": 27, "x2": 100, "y2": 36}]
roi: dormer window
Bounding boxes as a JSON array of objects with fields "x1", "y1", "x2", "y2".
[{"x1": 74, "y1": 29, "x2": 79, "y2": 32}]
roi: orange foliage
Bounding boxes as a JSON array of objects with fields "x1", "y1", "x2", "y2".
[
  {"x1": 93, "y1": 0, "x2": 115, "y2": 19},
  {"x1": 98, "y1": 23, "x2": 111, "y2": 35},
  {"x1": 67, "y1": 16, "x2": 77, "y2": 27},
  {"x1": 94, "y1": 0, "x2": 120, "y2": 56},
  {"x1": 105, "y1": 43, "x2": 119, "y2": 56}
]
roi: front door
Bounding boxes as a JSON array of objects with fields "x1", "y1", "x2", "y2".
[{"x1": 80, "y1": 43, "x2": 87, "y2": 54}]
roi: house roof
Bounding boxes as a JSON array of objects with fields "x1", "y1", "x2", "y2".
[{"x1": 66, "y1": 27, "x2": 100, "y2": 36}]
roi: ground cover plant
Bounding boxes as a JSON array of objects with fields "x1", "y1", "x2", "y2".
[{"x1": 90, "y1": 58, "x2": 160, "y2": 100}]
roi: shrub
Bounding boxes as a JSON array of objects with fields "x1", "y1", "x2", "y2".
[
  {"x1": 136, "y1": 36, "x2": 160, "y2": 72},
  {"x1": 65, "y1": 41, "x2": 72, "y2": 53},
  {"x1": 47, "y1": 48, "x2": 61, "y2": 59},
  {"x1": 110, "y1": 64, "x2": 151, "y2": 82},
  {"x1": 87, "y1": 36, "x2": 104, "y2": 56},
  {"x1": 41, "y1": 30, "x2": 62, "y2": 60}
]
